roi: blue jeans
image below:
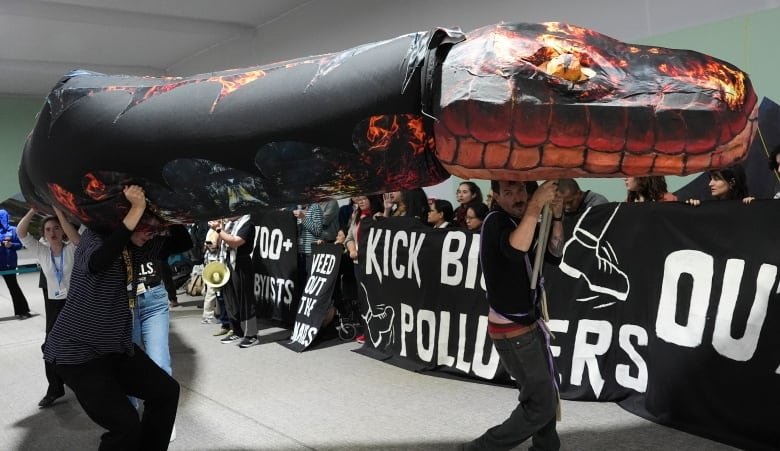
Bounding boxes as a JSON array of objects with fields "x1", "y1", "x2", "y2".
[{"x1": 132, "y1": 284, "x2": 171, "y2": 376}]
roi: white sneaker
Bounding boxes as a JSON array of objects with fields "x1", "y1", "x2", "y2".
[{"x1": 169, "y1": 424, "x2": 176, "y2": 442}]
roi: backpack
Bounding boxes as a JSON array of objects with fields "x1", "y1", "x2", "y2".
[{"x1": 185, "y1": 264, "x2": 205, "y2": 296}]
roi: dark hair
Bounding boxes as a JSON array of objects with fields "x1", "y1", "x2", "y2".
[
  {"x1": 627, "y1": 176, "x2": 669, "y2": 202},
  {"x1": 709, "y1": 165, "x2": 749, "y2": 200},
  {"x1": 490, "y1": 180, "x2": 539, "y2": 200},
  {"x1": 458, "y1": 181, "x2": 484, "y2": 204},
  {"x1": 431, "y1": 199, "x2": 454, "y2": 223},
  {"x1": 556, "y1": 178, "x2": 580, "y2": 194},
  {"x1": 467, "y1": 202, "x2": 489, "y2": 220},
  {"x1": 366, "y1": 194, "x2": 384, "y2": 215},
  {"x1": 400, "y1": 189, "x2": 430, "y2": 221},
  {"x1": 770, "y1": 144, "x2": 780, "y2": 171}
]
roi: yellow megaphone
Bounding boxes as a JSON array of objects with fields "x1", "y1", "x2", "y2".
[{"x1": 202, "y1": 261, "x2": 230, "y2": 288}]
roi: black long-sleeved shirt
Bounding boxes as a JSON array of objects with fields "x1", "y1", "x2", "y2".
[{"x1": 480, "y1": 207, "x2": 561, "y2": 325}]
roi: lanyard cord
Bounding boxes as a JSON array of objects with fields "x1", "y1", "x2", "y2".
[
  {"x1": 50, "y1": 249, "x2": 64, "y2": 289},
  {"x1": 121, "y1": 247, "x2": 136, "y2": 309}
]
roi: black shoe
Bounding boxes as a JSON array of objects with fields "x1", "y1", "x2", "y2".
[
  {"x1": 38, "y1": 392, "x2": 64, "y2": 408},
  {"x1": 220, "y1": 333, "x2": 241, "y2": 344},
  {"x1": 17, "y1": 312, "x2": 32, "y2": 320},
  {"x1": 238, "y1": 336, "x2": 259, "y2": 348}
]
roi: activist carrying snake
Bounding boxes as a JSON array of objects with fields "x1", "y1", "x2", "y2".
[{"x1": 18, "y1": 22, "x2": 757, "y2": 230}]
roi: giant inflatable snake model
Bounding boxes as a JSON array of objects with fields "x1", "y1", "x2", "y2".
[{"x1": 18, "y1": 22, "x2": 757, "y2": 229}]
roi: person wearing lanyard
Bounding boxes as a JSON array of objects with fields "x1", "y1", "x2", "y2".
[
  {"x1": 126, "y1": 214, "x2": 192, "y2": 443},
  {"x1": 17, "y1": 206, "x2": 81, "y2": 408}
]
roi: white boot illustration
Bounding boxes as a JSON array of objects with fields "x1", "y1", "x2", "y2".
[
  {"x1": 559, "y1": 204, "x2": 630, "y2": 302},
  {"x1": 360, "y1": 283, "x2": 395, "y2": 347}
]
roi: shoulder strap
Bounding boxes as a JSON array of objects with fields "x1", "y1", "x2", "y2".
[{"x1": 121, "y1": 247, "x2": 135, "y2": 309}]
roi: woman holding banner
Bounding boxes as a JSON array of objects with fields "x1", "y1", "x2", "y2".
[
  {"x1": 686, "y1": 164, "x2": 751, "y2": 206},
  {"x1": 344, "y1": 194, "x2": 382, "y2": 344}
]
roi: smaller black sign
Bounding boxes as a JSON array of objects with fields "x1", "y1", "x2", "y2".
[
  {"x1": 283, "y1": 243, "x2": 342, "y2": 352},
  {"x1": 252, "y1": 210, "x2": 300, "y2": 323}
]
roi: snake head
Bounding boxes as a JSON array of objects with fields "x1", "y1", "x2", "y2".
[{"x1": 433, "y1": 22, "x2": 758, "y2": 181}]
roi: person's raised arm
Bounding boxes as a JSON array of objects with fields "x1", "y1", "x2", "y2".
[
  {"x1": 53, "y1": 206, "x2": 80, "y2": 246},
  {"x1": 301, "y1": 203, "x2": 323, "y2": 237},
  {"x1": 88, "y1": 185, "x2": 146, "y2": 273},
  {"x1": 508, "y1": 180, "x2": 557, "y2": 252},
  {"x1": 17, "y1": 208, "x2": 35, "y2": 239},
  {"x1": 209, "y1": 218, "x2": 246, "y2": 249},
  {"x1": 547, "y1": 189, "x2": 564, "y2": 258},
  {"x1": 122, "y1": 185, "x2": 146, "y2": 231}
]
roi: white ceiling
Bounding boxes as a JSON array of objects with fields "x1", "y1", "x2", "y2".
[
  {"x1": 0, "y1": 0, "x2": 312, "y2": 96},
  {"x1": 1, "y1": 0, "x2": 778, "y2": 98}
]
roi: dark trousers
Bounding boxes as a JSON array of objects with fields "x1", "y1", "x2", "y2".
[
  {"x1": 3, "y1": 273, "x2": 30, "y2": 316},
  {"x1": 222, "y1": 258, "x2": 256, "y2": 337},
  {"x1": 297, "y1": 252, "x2": 313, "y2": 287},
  {"x1": 55, "y1": 345, "x2": 180, "y2": 451},
  {"x1": 216, "y1": 292, "x2": 229, "y2": 328},
  {"x1": 467, "y1": 328, "x2": 560, "y2": 451},
  {"x1": 42, "y1": 296, "x2": 66, "y2": 396}
]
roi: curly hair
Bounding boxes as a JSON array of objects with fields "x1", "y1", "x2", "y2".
[{"x1": 627, "y1": 176, "x2": 669, "y2": 202}]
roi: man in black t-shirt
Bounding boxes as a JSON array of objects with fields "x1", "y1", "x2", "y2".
[{"x1": 209, "y1": 215, "x2": 258, "y2": 348}]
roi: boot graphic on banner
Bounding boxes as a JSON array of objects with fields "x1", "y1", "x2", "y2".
[
  {"x1": 559, "y1": 204, "x2": 630, "y2": 305},
  {"x1": 360, "y1": 283, "x2": 395, "y2": 348}
]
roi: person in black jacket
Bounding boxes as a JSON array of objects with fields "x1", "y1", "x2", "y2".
[{"x1": 465, "y1": 179, "x2": 564, "y2": 451}]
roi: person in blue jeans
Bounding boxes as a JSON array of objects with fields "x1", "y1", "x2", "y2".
[{"x1": 128, "y1": 217, "x2": 192, "y2": 441}]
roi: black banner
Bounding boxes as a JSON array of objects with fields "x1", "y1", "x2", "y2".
[
  {"x1": 355, "y1": 203, "x2": 780, "y2": 450},
  {"x1": 252, "y1": 210, "x2": 300, "y2": 323},
  {"x1": 283, "y1": 243, "x2": 342, "y2": 352},
  {"x1": 356, "y1": 217, "x2": 506, "y2": 380}
]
